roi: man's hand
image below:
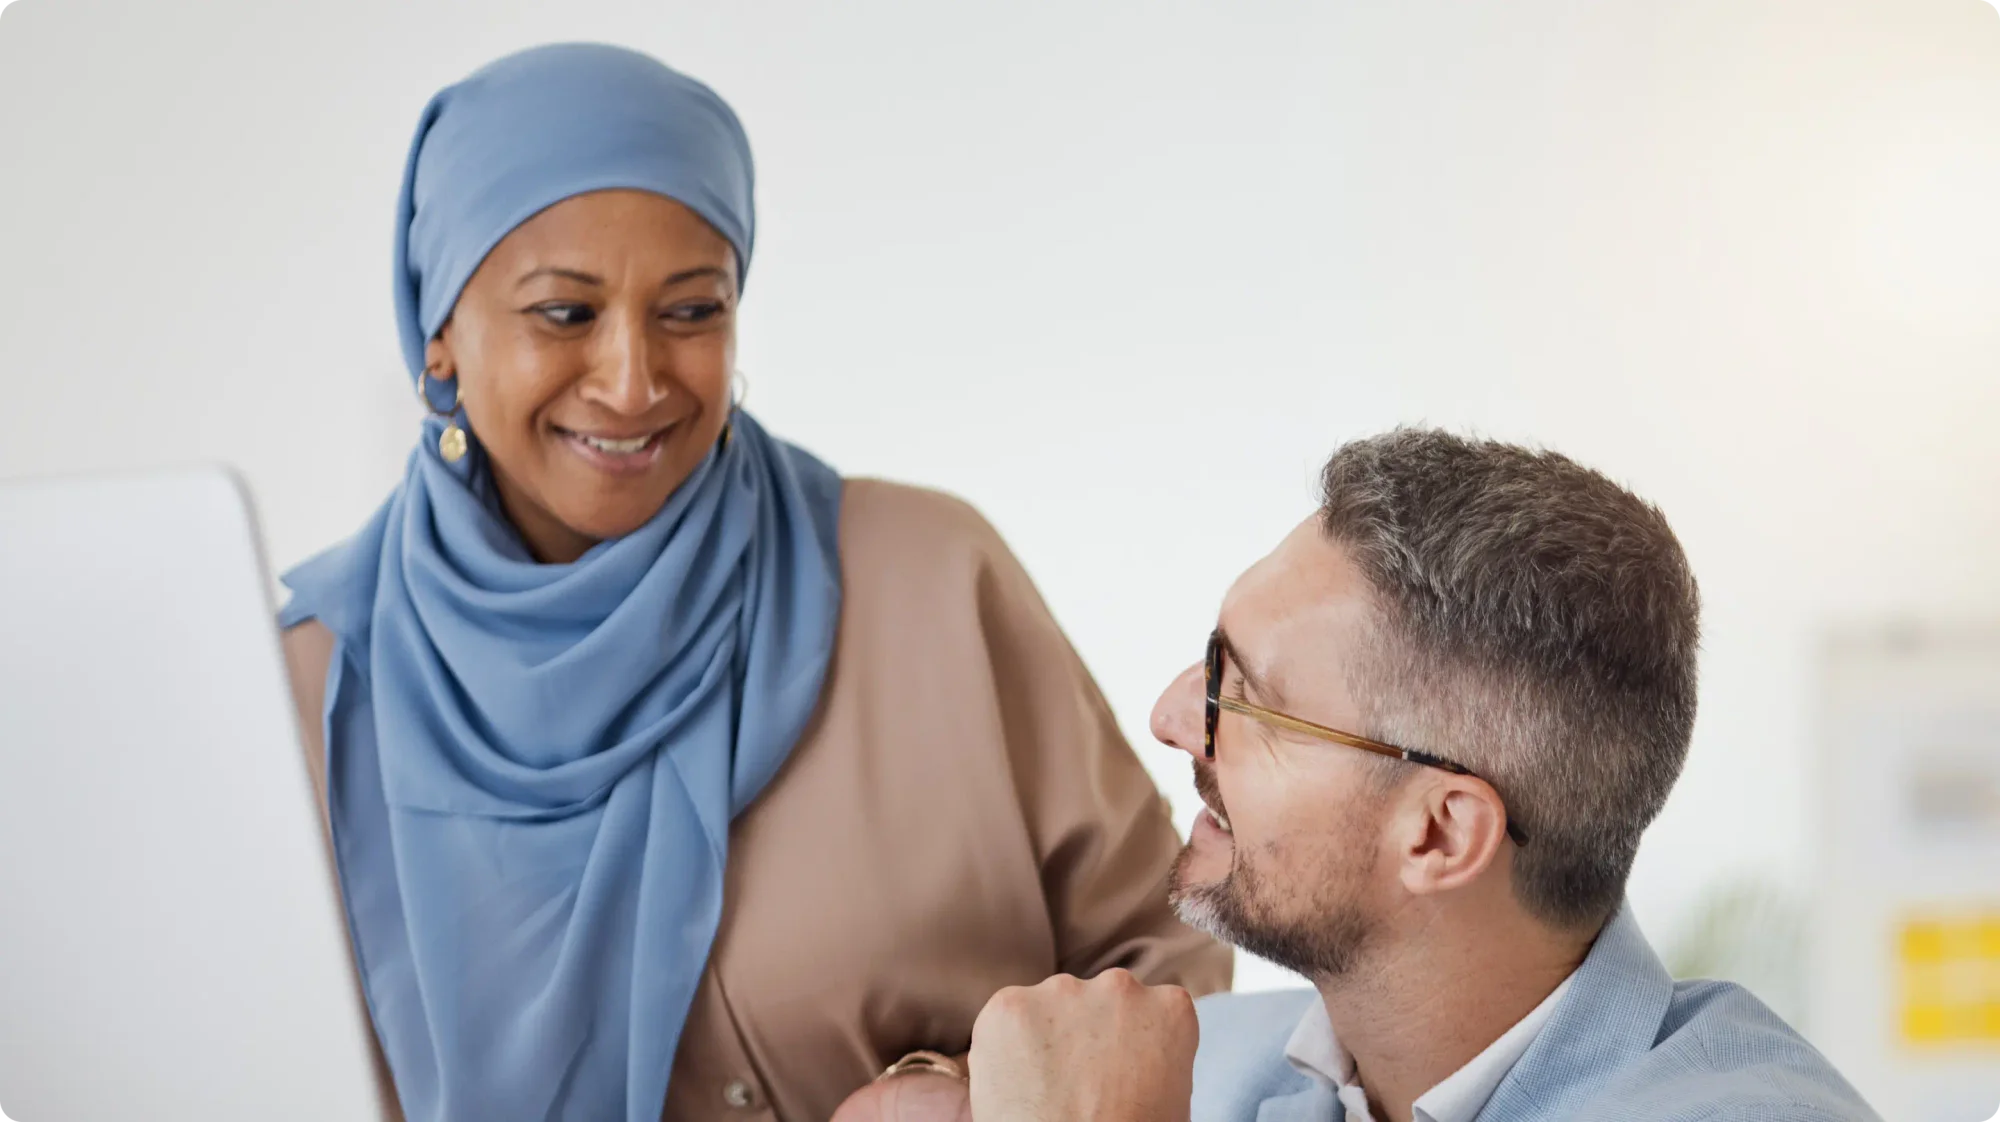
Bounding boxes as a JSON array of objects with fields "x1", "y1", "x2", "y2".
[
  {"x1": 968, "y1": 970, "x2": 1198, "y2": 1122},
  {"x1": 829, "y1": 1071, "x2": 972, "y2": 1122}
]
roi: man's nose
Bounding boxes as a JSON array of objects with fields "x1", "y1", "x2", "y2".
[{"x1": 1150, "y1": 662, "x2": 1206, "y2": 760}]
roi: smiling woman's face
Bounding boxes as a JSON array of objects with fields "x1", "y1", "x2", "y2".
[{"x1": 425, "y1": 188, "x2": 739, "y2": 564}]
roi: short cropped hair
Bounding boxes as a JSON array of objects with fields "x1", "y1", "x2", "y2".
[{"x1": 1319, "y1": 429, "x2": 1701, "y2": 929}]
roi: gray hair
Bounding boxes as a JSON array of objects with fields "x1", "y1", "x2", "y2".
[{"x1": 1319, "y1": 429, "x2": 1701, "y2": 930}]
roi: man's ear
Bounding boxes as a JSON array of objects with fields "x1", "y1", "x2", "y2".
[{"x1": 1396, "y1": 775, "x2": 1509, "y2": 898}]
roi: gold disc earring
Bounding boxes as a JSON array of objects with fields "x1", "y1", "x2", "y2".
[{"x1": 417, "y1": 369, "x2": 468, "y2": 463}]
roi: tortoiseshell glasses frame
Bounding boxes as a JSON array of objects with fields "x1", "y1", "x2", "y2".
[{"x1": 1203, "y1": 630, "x2": 1529, "y2": 846}]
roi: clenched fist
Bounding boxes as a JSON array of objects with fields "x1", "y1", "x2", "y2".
[{"x1": 967, "y1": 970, "x2": 1198, "y2": 1122}]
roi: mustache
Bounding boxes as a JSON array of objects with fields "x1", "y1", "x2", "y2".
[{"x1": 1192, "y1": 760, "x2": 1225, "y2": 816}]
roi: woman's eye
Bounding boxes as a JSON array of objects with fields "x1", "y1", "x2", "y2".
[
  {"x1": 531, "y1": 303, "x2": 596, "y2": 328},
  {"x1": 664, "y1": 300, "x2": 725, "y2": 325}
]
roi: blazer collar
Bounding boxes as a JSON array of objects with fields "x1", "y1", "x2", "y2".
[{"x1": 1472, "y1": 902, "x2": 1671, "y2": 1121}]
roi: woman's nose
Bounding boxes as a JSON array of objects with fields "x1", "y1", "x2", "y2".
[{"x1": 580, "y1": 315, "x2": 671, "y2": 415}]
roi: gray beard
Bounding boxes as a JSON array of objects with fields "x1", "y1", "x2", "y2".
[{"x1": 1168, "y1": 842, "x2": 1375, "y2": 980}]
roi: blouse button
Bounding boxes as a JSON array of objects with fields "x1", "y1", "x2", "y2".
[{"x1": 722, "y1": 1079, "x2": 757, "y2": 1110}]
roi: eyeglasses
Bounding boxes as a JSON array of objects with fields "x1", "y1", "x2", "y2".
[{"x1": 1203, "y1": 629, "x2": 1529, "y2": 846}]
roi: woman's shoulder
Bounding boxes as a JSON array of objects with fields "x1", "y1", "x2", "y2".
[
  {"x1": 834, "y1": 478, "x2": 1049, "y2": 621},
  {"x1": 837, "y1": 478, "x2": 1013, "y2": 565}
]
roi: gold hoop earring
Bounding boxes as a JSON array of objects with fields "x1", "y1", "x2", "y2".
[
  {"x1": 417, "y1": 369, "x2": 468, "y2": 464},
  {"x1": 720, "y1": 370, "x2": 748, "y2": 449}
]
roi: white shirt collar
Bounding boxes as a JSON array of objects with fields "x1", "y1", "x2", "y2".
[{"x1": 1283, "y1": 972, "x2": 1576, "y2": 1122}]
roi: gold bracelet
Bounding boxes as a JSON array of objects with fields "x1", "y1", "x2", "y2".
[{"x1": 874, "y1": 1050, "x2": 966, "y2": 1083}]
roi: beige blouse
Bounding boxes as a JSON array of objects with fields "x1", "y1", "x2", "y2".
[{"x1": 284, "y1": 478, "x2": 1230, "y2": 1122}]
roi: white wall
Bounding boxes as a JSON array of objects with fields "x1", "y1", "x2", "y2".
[{"x1": 3, "y1": 0, "x2": 1997, "y2": 1008}]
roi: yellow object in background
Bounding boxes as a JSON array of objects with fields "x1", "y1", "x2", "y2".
[{"x1": 1899, "y1": 911, "x2": 2000, "y2": 1047}]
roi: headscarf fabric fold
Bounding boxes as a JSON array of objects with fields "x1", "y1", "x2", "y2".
[{"x1": 279, "y1": 43, "x2": 842, "y2": 1122}]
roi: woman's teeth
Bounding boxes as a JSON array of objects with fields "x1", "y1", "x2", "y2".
[{"x1": 579, "y1": 433, "x2": 654, "y2": 454}]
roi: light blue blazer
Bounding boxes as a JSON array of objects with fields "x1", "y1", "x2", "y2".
[{"x1": 1191, "y1": 905, "x2": 1883, "y2": 1122}]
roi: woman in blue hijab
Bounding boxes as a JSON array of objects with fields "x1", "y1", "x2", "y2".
[{"x1": 278, "y1": 42, "x2": 1228, "y2": 1122}]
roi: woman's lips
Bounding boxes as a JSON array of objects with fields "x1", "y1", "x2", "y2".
[{"x1": 553, "y1": 422, "x2": 676, "y2": 476}]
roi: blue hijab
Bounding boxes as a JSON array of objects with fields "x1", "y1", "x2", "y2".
[{"x1": 279, "y1": 43, "x2": 842, "y2": 1122}]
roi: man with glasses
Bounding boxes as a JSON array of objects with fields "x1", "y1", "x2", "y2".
[{"x1": 964, "y1": 429, "x2": 1879, "y2": 1122}]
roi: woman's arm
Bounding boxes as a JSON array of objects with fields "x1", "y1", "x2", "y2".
[
  {"x1": 280, "y1": 621, "x2": 335, "y2": 825},
  {"x1": 967, "y1": 523, "x2": 1234, "y2": 996},
  {"x1": 825, "y1": 484, "x2": 1227, "y2": 1122},
  {"x1": 279, "y1": 620, "x2": 407, "y2": 1122}
]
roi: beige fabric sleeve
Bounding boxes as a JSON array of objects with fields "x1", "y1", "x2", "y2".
[{"x1": 967, "y1": 518, "x2": 1233, "y2": 995}]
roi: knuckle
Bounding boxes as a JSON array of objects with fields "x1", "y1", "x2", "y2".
[
  {"x1": 1099, "y1": 967, "x2": 1140, "y2": 991},
  {"x1": 983, "y1": 985, "x2": 1031, "y2": 1017}
]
